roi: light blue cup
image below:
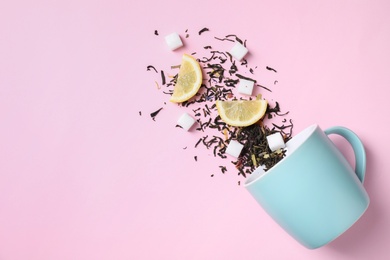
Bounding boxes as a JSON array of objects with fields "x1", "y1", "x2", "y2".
[{"x1": 244, "y1": 124, "x2": 369, "y2": 249}]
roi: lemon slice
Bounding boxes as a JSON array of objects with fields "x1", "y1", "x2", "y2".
[
  {"x1": 216, "y1": 99, "x2": 268, "y2": 127},
  {"x1": 170, "y1": 54, "x2": 203, "y2": 103}
]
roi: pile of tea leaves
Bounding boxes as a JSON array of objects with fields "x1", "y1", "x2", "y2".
[{"x1": 146, "y1": 28, "x2": 294, "y2": 179}]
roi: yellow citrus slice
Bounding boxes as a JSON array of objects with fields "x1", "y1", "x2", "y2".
[
  {"x1": 216, "y1": 99, "x2": 268, "y2": 127},
  {"x1": 170, "y1": 54, "x2": 202, "y2": 103}
]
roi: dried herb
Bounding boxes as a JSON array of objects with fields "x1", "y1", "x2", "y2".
[
  {"x1": 198, "y1": 27, "x2": 209, "y2": 35},
  {"x1": 257, "y1": 84, "x2": 272, "y2": 92},
  {"x1": 214, "y1": 36, "x2": 235, "y2": 43},
  {"x1": 147, "y1": 65, "x2": 158, "y2": 73},
  {"x1": 266, "y1": 66, "x2": 277, "y2": 73},
  {"x1": 219, "y1": 166, "x2": 227, "y2": 173},
  {"x1": 229, "y1": 61, "x2": 238, "y2": 75},
  {"x1": 160, "y1": 70, "x2": 166, "y2": 85},
  {"x1": 267, "y1": 102, "x2": 289, "y2": 119},
  {"x1": 195, "y1": 138, "x2": 203, "y2": 148},
  {"x1": 272, "y1": 119, "x2": 294, "y2": 140},
  {"x1": 154, "y1": 81, "x2": 160, "y2": 89},
  {"x1": 225, "y1": 34, "x2": 244, "y2": 44},
  {"x1": 150, "y1": 107, "x2": 163, "y2": 121},
  {"x1": 236, "y1": 73, "x2": 256, "y2": 83}
]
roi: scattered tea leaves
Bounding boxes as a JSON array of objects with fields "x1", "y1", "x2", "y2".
[
  {"x1": 148, "y1": 28, "x2": 294, "y2": 180},
  {"x1": 160, "y1": 70, "x2": 166, "y2": 85},
  {"x1": 150, "y1": 107, "x2": 163, "y2": 121},
  {"x1": 257, "y1": 84, "x2": 272, "y2": 92},
  {"x1": 266, "y1": 66, "x2": 277, "y2": 73},
  {"x1": 198, "y1": 27, "x2": 210, "y2": 35},
  {"x1": 236, "y1": 73, "x2": 256, "y2": 83},
  {"x1": 219, "y1": 166, "x2": 228, "y2": 173},
  {"x1": 214, "y1": 36, "x2": 235, "y2": 43},
  {"x1": 147, "y1": 65, "x2": 158, "y2": 73}
]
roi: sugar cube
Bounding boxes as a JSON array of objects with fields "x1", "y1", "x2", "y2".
[
  {"x1": 266, "y1": 132, "x2": 286, "y2": 152},
  {"x1": 225, "y1": 140, "x2": 244, "y2": 158},
  {"x1": 228, "y1": 42, "x2": 248, "y2": 61},
  {"x1": 165, "y1": 32, "x2": 183, "y2": 51},
  {"x1": 177, "y1": 113, "x2": 195, "y2": 131},
  {"x1": 238, "y1": 79, "x2": 255, "y2": 96}
]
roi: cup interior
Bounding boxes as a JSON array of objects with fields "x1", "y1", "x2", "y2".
[
  {"x1": 284, "y1": 124, "x2": 317, "y2": 156},
  {"x1": 244, "y1": 124, "x2": 318, "y2": 186}
]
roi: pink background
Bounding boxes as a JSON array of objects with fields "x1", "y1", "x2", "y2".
[{"x1": 1, "y1": 0, "x2": 390, "y2": 259}]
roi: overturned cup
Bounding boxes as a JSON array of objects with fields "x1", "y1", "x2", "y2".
[{"x1": 244, "y1": 124, "x2": 370, "y2": 249}]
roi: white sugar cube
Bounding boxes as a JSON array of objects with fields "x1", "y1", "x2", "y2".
[
  {"x1": 165, "y1": 32, "x2": 183, "y2": 51},
  {"x1": 225, "y1": 140, "x2": 244, "y2": 158},
  {"x1": 228, "y1": 42, "x2": 248, "y2": 61},
  {"x1": 238, "y1": 79, "x2": 255, "y2": 96},
  {"x1": 266, "y1": 132, "x2": 286, "y2": 152},
  {"x1": 177, "y1": 113, "x2": 195, "y2": 131}
]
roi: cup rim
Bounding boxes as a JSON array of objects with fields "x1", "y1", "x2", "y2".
[{"x1": 244, "y1": 123, "x2": 319, "y2": 187}]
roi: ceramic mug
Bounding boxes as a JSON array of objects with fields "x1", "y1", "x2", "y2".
[{"x1": 244, "y1": 124, "x2": 369, "y2": 249}]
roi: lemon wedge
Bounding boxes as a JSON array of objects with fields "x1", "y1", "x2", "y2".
[
  {"x1": 216, "y1": 99, "x2": 268, "y2": 127},
  {"x1": 170, "y1": 54, "x2": 203, "y2": 103}
]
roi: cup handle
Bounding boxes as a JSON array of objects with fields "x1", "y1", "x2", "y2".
[{"x1": 324, "y1": 126, "x2": 366, "y2": 183}]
